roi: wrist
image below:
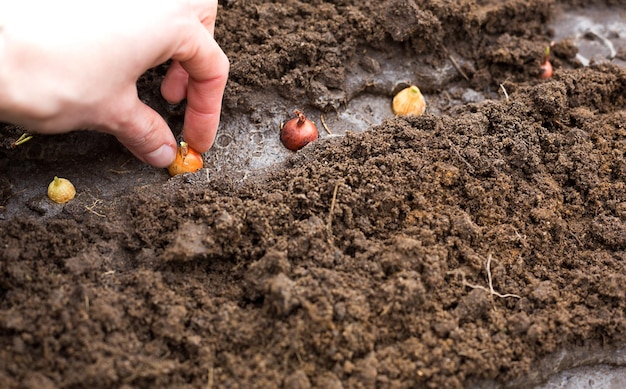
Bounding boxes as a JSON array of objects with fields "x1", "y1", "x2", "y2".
[
  {"x1": 0, "y1": 21, "x2": 56, "y2": 129},
  {"x1": 0, "y1": 23, "x2": 8, "y2": 116},
  {"x1": 0, "y1": 23, "x2": 21, "y2": 125},
  {"x1": 0, "y1": 7, "x2": 51, "y2": 127}
]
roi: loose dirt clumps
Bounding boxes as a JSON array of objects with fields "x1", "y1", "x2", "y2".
[{"x1": 1, "y1": 1, "x2": 626, "y2": 388}]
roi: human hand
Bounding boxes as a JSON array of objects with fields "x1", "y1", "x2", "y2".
[{"x1": 0, "y1": 0, "x2": 229, "y2": 167}]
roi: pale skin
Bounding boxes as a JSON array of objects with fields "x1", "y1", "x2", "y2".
[{"x1": 0, "y1": 0, "x2": 229, "y2": 167}]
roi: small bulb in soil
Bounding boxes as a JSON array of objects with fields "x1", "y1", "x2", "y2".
[
  {"x1": 167, "y1": 141, "x2": 203, "y2": 176},
  {"x1": 540, "y1": 46, "x2": 553, "y2": 79},
  {"x1": 280, "y1": 109, "x2": 319, "y2": 151},
  {"x1": 47, "y1": 176, "x2": 76, "y2": 204},
  {"x1": 392, "y1": 85, "x2": 426, "y2": 116}
]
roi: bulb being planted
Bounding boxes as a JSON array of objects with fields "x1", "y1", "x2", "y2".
[
  {"x1": 47, "y1": 176, "x2": 76, "y2": 204},
  {"x1": 167, "y1": 141, "x2": 203, "y2": 176},
  {"x1": 280, "y1": 109, "x2": 319, "y2": 151},
  {"x1": 392, "y1": 85, "x2": 426, "y2": 116}
]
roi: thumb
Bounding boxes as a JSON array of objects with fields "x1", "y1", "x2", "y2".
[{"x1": 112, "y1": 98, "x2": 177, "y2": 168}]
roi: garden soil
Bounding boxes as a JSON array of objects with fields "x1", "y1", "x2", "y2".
[{"x1": 1, "y1": 0, "x2": 626, "y2": 388}]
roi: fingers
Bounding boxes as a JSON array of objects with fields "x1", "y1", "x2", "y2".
[
  {"x1": 174, "y1": 26, "x2": 229, "y2": 153},
  {"x1": 111, "y1": 95, "x2": 178, "y2": 168},
  {"x1": 120, "y1": 1, "x2": 226, "y2": 165},
  {"x1": 161, "y1": 61, "x2": 189, "y2": 104}
]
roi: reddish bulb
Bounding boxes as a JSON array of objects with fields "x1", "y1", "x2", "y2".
[
  {"x1": 539, "y1": 46, "x2": 553, "y2": 79},
  {"x1": 280, "y1": 110, "x2": 318, "y2": 151},
  {"x1": 540, "y1": 59, "x2": 553, "y2": 79}
]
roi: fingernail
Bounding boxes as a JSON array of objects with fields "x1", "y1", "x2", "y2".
[{"x1": 144, "y1": 144, "x2": 176, "y2": 168}]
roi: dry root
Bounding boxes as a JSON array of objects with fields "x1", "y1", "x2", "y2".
[{"x1": 448, "y1": 254, "x2": 521, "y2": 299}]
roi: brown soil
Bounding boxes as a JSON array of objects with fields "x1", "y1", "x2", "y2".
[{"x1": 2, "y1": 0, "x2": 626, "y2": 388}]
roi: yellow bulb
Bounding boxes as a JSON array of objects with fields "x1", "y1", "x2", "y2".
[
  {"x1": 167, "y1": 141, "x2": 203, "y2": 176},
  {"x1": 47, "y1": 176, "x2": 76, "y2": 204},
  {"x1": 392, "y1": 85, "x2": 426, "y2": 116}
]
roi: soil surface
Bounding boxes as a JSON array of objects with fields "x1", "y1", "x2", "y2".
[{"x1": 1, "y1": 1, "x2": 626, "y2": 388}]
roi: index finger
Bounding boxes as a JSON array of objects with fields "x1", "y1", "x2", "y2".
[{"x1": 174, "y1": 26, "x2": 229, "y2": 153}]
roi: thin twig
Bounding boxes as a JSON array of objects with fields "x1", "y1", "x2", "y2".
[
  {"x1": 567, "y1": 226, "x2": 584, "y2": 247},
  {"x1": 447, "y1": 139, "x2": 475, "y2": 173},
  {"x1": 326, "y1": 182, "x2": 340, "y2": 244},
  {"x1": 206, "y1": 367, "x2": 214, "y2": 389},
  {"x1": 585, "y1": 29, "x2": 616, "y2": 59},
  {"x1": 327, "y1": 182, "x2": 340, "y2": 228},
  {"x1": 320, "y1": 114, "x2": 332, "y2": 135},
  {"x1": 448, "y1": 53, "x2": 470, "y2": 81},
  {"x1": 500, "y1": 84, "x2": 509, "y2": 100}
]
